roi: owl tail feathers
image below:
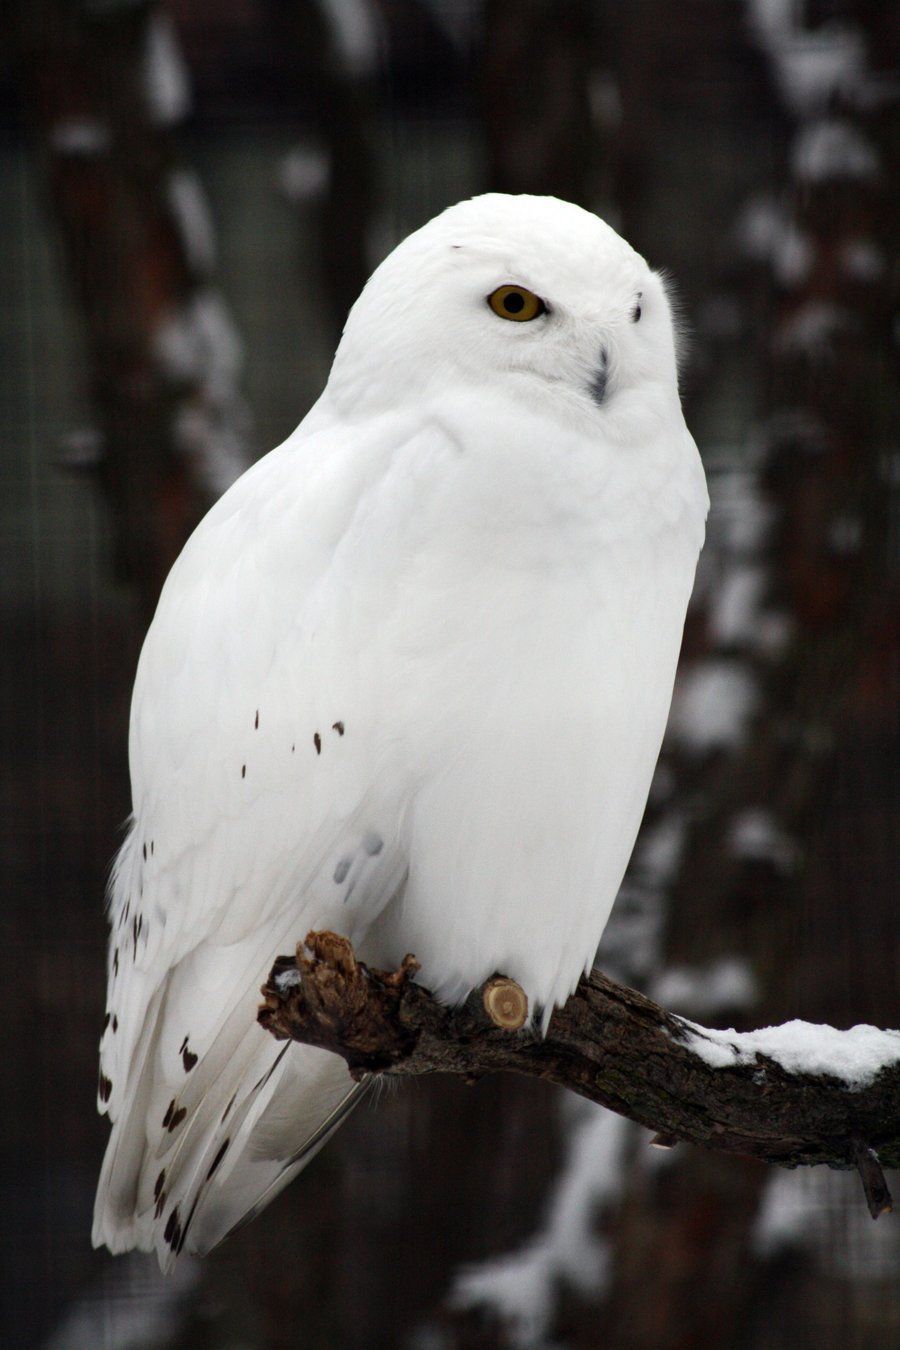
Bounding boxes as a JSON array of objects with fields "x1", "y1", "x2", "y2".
[
  {"x1": 93, "y1": 1041, "x2": 366, "y2": 1273},
  {"x1": 175, "y1": 1048, "x2": 367, "y2": 1265}
]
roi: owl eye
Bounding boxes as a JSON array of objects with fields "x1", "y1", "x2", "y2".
[
  {"x1": 487, "y1": 285, "x2": 546, "y2": 322},
  {"x1": 631, "y1": 294, "x2": 643, "y2": 322}
]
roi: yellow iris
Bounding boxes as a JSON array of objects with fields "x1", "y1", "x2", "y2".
[{"x1": 487, "y1": 285, "x2": 546, "y2": 322}]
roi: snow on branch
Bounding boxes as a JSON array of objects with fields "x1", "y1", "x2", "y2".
[{"x1": 259, "y1": 932, "x2": 899, "y2": 1217}]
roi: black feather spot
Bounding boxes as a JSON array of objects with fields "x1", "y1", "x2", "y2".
[
  {"x1": 332, "y1": 721, "x2": 345, "y2": 736},
  {"x1": 363, "y1": 832, "x2": 383, "y2": 856},
  {"x1": 313, "y1": 732, "x2": 322, "y2": 755},
  {"x1": 254, "y1": 709, "x2": 259, "y2": 729},
  {"x1": 155, "y1": 1189, "x2": 167, "y2": 1219},
  {"x1": 154, "y1": 1170, "x2": 166, "y2": 1201},
  {"x1": 150, "y1": 840, "x2": 154, "y2": 856},
  {"x1": 182, "y1": 1044, "x2": 198, "y2": 1073},
  {"x1": 164, "y1": 1206, "x2": 181, "y2": 1248},
  {"x1": 103, "y1": 1012, "x2": 110, "y2": 1032},
  {"x1": 113, "y1": 948, "x2": 119, "y2": 976},
  {"x1": 142, "y1": 842, "x2": 147, "y2": 861},
  {"x1": 98, "y1": 1072, "x2": 113, "y2": 1103},
  {"x1": 168, "y1": 1106, "x2": 187, "y2": 1132},
  {"x1": 162, "y1": 1099, "x2": 175, "y2": 1128},
  {"x1": 112, "y1": 1014, "x2": 118, "y2": 1032},
  {"x1": 241, "y1": 764, "x2": 246, "y2": 779},
  {"x1": 221, "y1": 1092, "x2": 237, "y2": 1123},
  {"x1": 206, "y1": 1138, "x2": 230, "y2": 1180},
  {"x1": 291, "y1": 744, "x2": 295, "y2": 753},
  {"x1": 333, "y1": 856, "x2": 352, "y2": 885}
]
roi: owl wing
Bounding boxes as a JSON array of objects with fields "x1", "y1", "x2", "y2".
[{"x1": 93, "y1": 416, "x2": 425, "y2": 1268}]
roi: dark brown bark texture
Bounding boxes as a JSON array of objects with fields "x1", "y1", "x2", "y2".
[
  {"x1": 259, "y1": 933, "x2": 899, "y2": 1197},
  {"x1": 15, "y1": 0, "x2": 254, "y2": 618}
]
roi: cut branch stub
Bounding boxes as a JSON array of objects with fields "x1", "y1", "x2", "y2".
[
  {"x1": 650, "y1": 1132, "x2": 680, "y2": 1150},
  {"x1": 853, "y1": 1141, "x2": 893, "y2": 1220},
  {"x1": 482, "y1": 977, "x2": 529, "y2": 1029}
]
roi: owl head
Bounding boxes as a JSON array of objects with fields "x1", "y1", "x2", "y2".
[{"x1": 327, "y1": 194, "x2": 682, "y2": 439}]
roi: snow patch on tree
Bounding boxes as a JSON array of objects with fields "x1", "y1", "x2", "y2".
[
  {"x1": 681, "y1": 1020, "x2": 900, "y2": 1088},
  {"x1": 669, "y1": 660, "x2": 759, "y2": 752},
  {"x1": 448, "y1": 1107, "x2": 628, "y2": 1348}
]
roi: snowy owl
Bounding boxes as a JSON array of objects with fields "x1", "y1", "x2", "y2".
[{"x1": 93, "y1": 193, "x2": 708, "y2": 1268}]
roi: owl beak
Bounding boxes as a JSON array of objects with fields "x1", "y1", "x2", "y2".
[{"x1": 589, "y1": 348, "x2": 609, "y2": 406}]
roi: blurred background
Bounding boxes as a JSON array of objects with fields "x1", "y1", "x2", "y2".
[{"x1": 1, "y1": 1, "x2": 897, "y2": 1346}]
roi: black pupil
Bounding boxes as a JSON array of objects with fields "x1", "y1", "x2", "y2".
[
  {"x1": 503, "y1": 291, "x2": 526, "y2": 314},
  {"x1": 632, "y1": 303, "x2": 642, "y2": 322}
]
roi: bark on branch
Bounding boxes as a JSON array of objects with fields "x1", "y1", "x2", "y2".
[{"x1": 259, "y1": 932, "x2": 899, "y2": 1215}]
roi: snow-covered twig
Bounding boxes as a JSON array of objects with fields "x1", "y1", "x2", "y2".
[{"x1": 259, "y1": 931, "x2": 899, "y2": 1214}]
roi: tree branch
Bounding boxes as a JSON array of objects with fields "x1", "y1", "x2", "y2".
[{"x1": 259, "y1": 932, "x2": 898, "y2": 1215}]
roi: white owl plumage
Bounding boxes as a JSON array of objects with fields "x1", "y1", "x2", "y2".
[{"x1": 93, "y1": 193, "x2": 708, "y2": 1269}]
